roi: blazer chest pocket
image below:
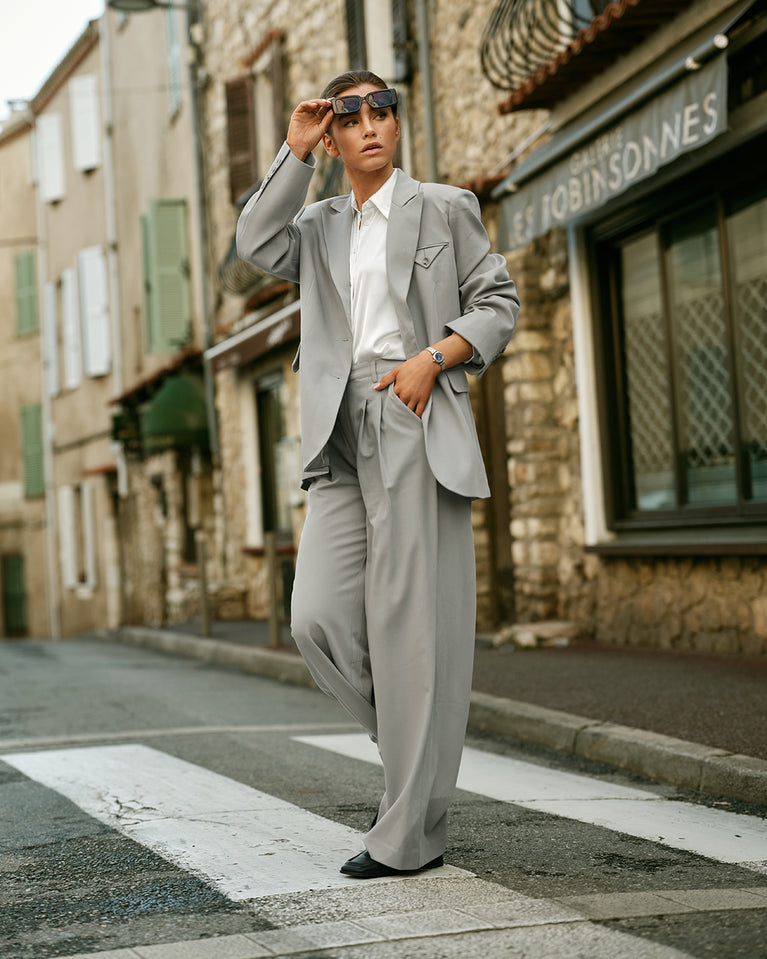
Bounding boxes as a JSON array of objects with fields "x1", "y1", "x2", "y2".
[{"x1": 414, "y1": 242, "x2": 448, "y2": 269}]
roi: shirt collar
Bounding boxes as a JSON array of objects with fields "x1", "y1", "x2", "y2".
[{"x1": 352, "y1": 169, "x2": 398, "y2": 219}]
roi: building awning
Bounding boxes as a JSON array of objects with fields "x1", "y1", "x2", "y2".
[
  {"x1": 496, "y1": 52, "x2": 729, "y2": 250},
  {"x1": 110, "y1": 346, "x2": 202, "y2": 407},
  {"x1": 140, "y1": 374, "x2": 209, "y2": 454},
  {"x1": 205, "y1": 301, "x2": 300, "y2": 374}
]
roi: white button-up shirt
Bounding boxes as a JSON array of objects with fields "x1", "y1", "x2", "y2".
[{"x1": 349, "y1": 170, "x2": 406, "y2": 364}]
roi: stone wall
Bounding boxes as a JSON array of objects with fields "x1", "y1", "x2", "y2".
[
  {"x1": 501, "y1": 231, "x2": 767, "y2": 657},
  {"x1": 119, "y1": 450, "x2": 217, "y2": 627},
  {"x1": 419, "y1": 1, "x2": 546, "y2": 187},
  {"x1": 595, "y1": 557, "x2": 767, "y2": 657},
  {"x1": 502, "y1": 229, "x2": 594, "y2": 625}
]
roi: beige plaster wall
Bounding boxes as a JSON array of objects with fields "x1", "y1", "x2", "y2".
[{"x1": 0, "y1": 120, "x2": 50, "y2": 637}]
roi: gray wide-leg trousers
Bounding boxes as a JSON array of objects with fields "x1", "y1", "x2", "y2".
[{"x1": 291, "y1": 360, "x2": 476, "y2": 870}]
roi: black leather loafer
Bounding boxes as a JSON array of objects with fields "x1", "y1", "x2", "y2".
[{"x1": 340, "y1": 849, "x2": 444, "y2": 879}]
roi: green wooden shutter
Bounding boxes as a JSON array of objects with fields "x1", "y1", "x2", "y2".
[
  {"x1": 2, "y1": 555, "x2": 27, "y2": 636},
  {"x1": 15, "y1": 249, "x2": 38, "y2": 336},
  {"x1": 140, "y1": 214, "x2": 155, "y2": 351},
  {"x1": 143, "y1": 199, "x2": 192, "y2": 354},
  {"x1": 21, "y1": 404, "x2": 45, "y2": 499}
]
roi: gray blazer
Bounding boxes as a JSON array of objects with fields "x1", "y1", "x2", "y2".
[{"x1": 236, "y1": 142, "x2": 519, "y2": 499}]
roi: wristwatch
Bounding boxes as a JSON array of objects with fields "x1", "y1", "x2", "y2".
[{"x1": 425, "y1": 347, "x2": 446, "y2": 372}]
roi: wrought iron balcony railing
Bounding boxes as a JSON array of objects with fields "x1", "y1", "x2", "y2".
[{"x1": 481, "y1": 0, "x2": 614, "y2": 92}]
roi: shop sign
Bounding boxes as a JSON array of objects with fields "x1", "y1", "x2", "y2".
[{"x1": 500, "y1": 55, "x2": 728, "y2": 250}]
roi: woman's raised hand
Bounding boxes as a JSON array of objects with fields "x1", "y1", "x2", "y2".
[{"x1": 286, "y1": 99, "x2": 334, "y2": 162}]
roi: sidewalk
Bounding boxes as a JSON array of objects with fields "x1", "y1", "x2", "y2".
[{"x1": 111, "y1": 619, "x2": 767, "y2": 807}]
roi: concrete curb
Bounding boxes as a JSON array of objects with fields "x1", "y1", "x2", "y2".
[
  {"x1": 113, "y1": 627, "x2": 767, "y2": 807},
  {"x1": 467, "y1": 692, "x2": 767, "y2": 806}
]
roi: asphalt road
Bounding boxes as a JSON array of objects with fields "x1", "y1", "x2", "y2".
[{"x1": 1, "y1": 637, "x2": 766, "y2": 959}]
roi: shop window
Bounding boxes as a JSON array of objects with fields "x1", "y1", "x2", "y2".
[
  {"x1": 2, "y1": 555, "x2": 27, "y2": 637},
  {"x1": 178, "y1": 449, "x2": 201, "y2": 565},
  {"x1": 255, "y1": 372, "x2": 293, "y2": 542},
  {"x1": 595, "y1": 155, "x2": 767, "y2": 527}
]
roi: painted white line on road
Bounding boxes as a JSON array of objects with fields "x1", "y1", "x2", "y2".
[
  {"x1": 0, "y1": 722, "x2": 357, "y2": 753},
  {"x1": 292, "y1": 734, "x2": 767, "y2": 866},
  {"x1": 2, "y1": 743, "x2": 466, "y2": 899}
]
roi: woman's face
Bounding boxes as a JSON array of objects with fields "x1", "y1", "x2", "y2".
[{"x1": 323, "y1": 83, "x2": 400, "y2": 174}]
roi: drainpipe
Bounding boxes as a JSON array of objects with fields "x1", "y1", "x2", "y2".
[
  {"x1": 99, "y1": 13, "x2": 123, "y2": 400},
  {"x1": 186, "y1": 2, "x2": 219, "y2": 461},
  {"x1": 414, "y1": 0, "x2": 439, "y2": 183},
  {"x1": 32, "y1": 120, "x2": 61, "y2": 640}
]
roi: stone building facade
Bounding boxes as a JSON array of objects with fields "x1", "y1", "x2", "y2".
[
  {"x1": 7, "y1": 0, "x2": 763, "y2": 657},
  {"x1": 483, "y1": 0, "x2": 767, "y2": 655},
  {"x1": 198, "y1": 0, "x2": 541, "y2": 631}
]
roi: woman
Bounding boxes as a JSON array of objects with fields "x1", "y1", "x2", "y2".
[{"x1": 237, "y1": 70, "x2": 519, "y2": 878}]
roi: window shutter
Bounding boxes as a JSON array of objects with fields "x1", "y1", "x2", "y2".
[
  {"x1": 271, "y1": 41, "x2": 286, "y2": 158},
  {"x1": 43, "y1": 281, "x2": 60, "y2": 397},
  {"x1": 37, "y1": 113, "x2": 66, "y2": 202},
  {"x1": 62, "y1": 268, "x2": 82, "y2": 389},
  {"x1": 21, "y1": 404, "x2": 45, "y2": 499},
  {"x1": 78, "y1": 246, "x2": 111, "y2": 377},
  {"x1": 69, "y1": 74, "x2": 101, "y2": 172},
  {"x1": 58, "y1": 485, "x2": 78, "y2": 589},
  {"x1": 82, "y1": 480, "x2": 97, "y2": 587},
  {"x1": 346, "y1": 0, "x2": 368, "y2": 69},
  {"x1": 14, "y1": 249, "x2": 37, "y2": 336},
  {"x1": 226, "y1": 76, "x2": 259, "y2": 203},
  {"x1": 144, "y1": 199, "x2": 192, "y2": 353},
  {"x1": 140, "y1": 214, "x2": 156, "y2": 352},
  {"x1": 166, "y1": 8, "x2": 182, "y2": 114}
]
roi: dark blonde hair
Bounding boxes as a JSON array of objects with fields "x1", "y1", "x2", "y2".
[{"x1": 321, "y1": 71, "x2": 398, "y2": 116}]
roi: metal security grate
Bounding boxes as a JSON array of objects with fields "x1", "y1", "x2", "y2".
[
  {"x1": 674, "y1": 293, "x2": 734, "y2": 471},
  {"x1": 738, "y1": 276, "x2": 767, "y2": 462},
  {"x1": 624, "y1": 309, "x2": 674, "y2": 477}
]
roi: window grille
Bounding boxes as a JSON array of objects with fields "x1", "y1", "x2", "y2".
[{"x1": 594, "y1": 144, "x2": 767, "y2": 525}]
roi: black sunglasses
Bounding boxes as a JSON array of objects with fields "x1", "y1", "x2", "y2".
[{"x1": 330, "y1": 88, "x2": 398, "y2": 116}]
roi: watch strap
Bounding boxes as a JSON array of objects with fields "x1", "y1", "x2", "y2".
[{"x1": 425, "y1": 347, "x2": 446, "y2": 372}]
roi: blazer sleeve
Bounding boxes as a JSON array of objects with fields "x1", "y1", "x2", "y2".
[
  {"x1": 235, "y1": 141, "x2": 316, "y2": 284},
  {"x1": 443, "y1": 189, "x2": 519, "y2": 377}
]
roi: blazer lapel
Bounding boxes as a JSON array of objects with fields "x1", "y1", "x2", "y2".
[
  {"x1": 387, "y1": 172, "x2": 423, "y2": 356},
  {"x1": 321, "y1": 194, "x2": 353, "y2": 324}
]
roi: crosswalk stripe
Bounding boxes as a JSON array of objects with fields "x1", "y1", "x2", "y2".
[
  {"x1": 1, "y1": 743, "x2": 466, "y2": 900},
  {"x1": 0, "y1": 721, "x2": 357, "y2": 753},
  {"x1": 5, "y1": 741, "x2": 762, "y2": 959},
  {"x1": 292, "y1": 733, "x2": 767, "y2": 867}
]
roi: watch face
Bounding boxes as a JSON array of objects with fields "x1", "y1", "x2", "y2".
[{"x1": 434, "y1": 351, "x2": 444, "y2": 363}]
